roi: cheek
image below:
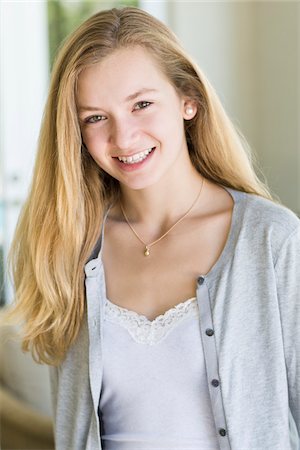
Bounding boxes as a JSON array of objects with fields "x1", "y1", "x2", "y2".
[
  {"x1": 82, "y1": 127, "x2": 107, "y2": 154},
  {"x1": 142, "y1": 109, "x2": 182, "y2": 138},
  {"x1": 152, "y1": 112, "x2": 185, "y2": 144},
  {"x1": 81, "y1": 135, "x2": 106, "y2": 170}
]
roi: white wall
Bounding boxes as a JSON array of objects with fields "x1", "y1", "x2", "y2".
[
  {"x1": 0, "y1": 1, "x2": 49, "y2": 302},
  {"x1": 139, "y1": 0, "x2": 169, "y2": 24},
  {"x1": 155, "y1": 1, "x2": 299, "y2": 213}
]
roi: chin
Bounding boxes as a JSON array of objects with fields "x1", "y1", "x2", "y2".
[{"x1": 120, "y1": 175, "x2": 162, "y2": 191}]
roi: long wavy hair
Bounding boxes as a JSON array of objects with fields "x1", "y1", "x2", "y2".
[{"x1": 7, "y1": 7, "x2": 273, "y2": 365}]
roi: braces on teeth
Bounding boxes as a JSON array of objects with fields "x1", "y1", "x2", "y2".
[{"x1": 118, "y1": 147, "x2": 154, "y2": 164}]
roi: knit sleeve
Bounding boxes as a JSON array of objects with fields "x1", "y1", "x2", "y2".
[
  {"x1": 275, "y1": 224, "x2": 300, "y2": 443},
  {"x1": 48, "y1": 365, "x2": 58, "y2": 426}
]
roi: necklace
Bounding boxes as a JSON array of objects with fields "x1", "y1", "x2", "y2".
[{"x1": 120, "y1": 177, "x2": 204, "y2": 256}]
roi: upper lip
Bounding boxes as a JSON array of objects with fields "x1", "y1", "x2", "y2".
[{"x1": 112, "y1": 147, "x2": 155, "y2": 158}]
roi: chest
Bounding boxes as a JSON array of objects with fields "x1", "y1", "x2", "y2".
[{"x1": 101, "y1": 208, "x2": 232, "y2": 321}]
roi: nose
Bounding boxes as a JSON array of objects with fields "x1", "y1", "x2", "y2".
[{"x1": 109, "y1": 117, "x2": 138, "y2": 151}]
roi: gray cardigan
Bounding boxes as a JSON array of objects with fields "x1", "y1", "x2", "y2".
[{"x1": 50, "y1": 187, "x2": 300, "y2": 450}]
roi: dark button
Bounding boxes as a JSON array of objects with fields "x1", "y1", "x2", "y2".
[
  {"x1": 206, "y1": 328, "x2": 214, "y2": 336},
  {"x1": 197, "y1": 276, "x2": 205, "y2": 285},
  {"x1": 211, "y1": 379, "x2": 220, "y2": 387},
  {"x1": 219, "y1": 428, "x2": 226, "y2": 437}
]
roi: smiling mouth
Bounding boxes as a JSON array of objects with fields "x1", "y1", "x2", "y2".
[{"x1": 114, "y1": 147, "x2": 156, "y2": 164}]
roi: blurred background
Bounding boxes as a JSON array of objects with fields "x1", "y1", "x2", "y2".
[{"x1": 0, "y1": 1, "x2": 299, "y2": 449}]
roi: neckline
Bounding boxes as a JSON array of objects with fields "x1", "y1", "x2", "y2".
[
  {"x1": 97, "y1": 185, "x2": 245, "y2": 282},
  {"x1": 105, "y1": 296, "x2": 198, "y2": 324},
  {"x1": 201, "y1": 186, "x2": 245, "y2": 280}
]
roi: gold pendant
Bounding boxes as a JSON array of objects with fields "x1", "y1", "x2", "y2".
[{"x1": 144, "y1": 246, "x2": 150, "y2": 256}]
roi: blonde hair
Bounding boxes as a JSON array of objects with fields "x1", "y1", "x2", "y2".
[{"x1": 7, "y1": 7, "x2": 273, "y2": 365}]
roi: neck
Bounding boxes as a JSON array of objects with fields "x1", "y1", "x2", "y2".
[{"x1": 117, "y1": 166, "x2": 204, "y2": 235}]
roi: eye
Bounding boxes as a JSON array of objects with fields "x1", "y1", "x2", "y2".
[
  {"x1": 84, "y1": 115, "x2": 106, "y2": 124},
  {"x1": 133, "y1": 101, "x2": 152, "y2": 111}
]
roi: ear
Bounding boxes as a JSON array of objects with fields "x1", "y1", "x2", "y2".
[{"x1": 182, "y1": 99, "x2": 197, "y2": 120}]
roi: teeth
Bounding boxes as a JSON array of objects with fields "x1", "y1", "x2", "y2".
[{"x1": 117, "y1": 148, "x2": 154, "y2": 164}]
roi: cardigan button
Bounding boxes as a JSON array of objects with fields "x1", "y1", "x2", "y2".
[
  {"x1": 206, "y1": 328, "x2": 214, "y2": 336},
  {"x1": 212, "y1": 379, "x2": 220, "y2": 387},
  {"x1": 219, "y1": 428, "x2": 227, "y2": 437},
  {"x1": 197, "y1": 276, "x2": 205, "y2": 285}
]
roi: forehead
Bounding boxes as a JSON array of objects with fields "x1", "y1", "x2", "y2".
[{"x1": 76, "y1": 46, "x2": 175, "y2": 105}]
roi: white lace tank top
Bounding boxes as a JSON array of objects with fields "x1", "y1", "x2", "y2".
[{"x1": 99, "y1": 296, "x2": 220, "y2": 450}]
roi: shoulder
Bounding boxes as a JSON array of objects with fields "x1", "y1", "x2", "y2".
[
  {"x1": 244, "y1": 191, "x2": 298, "y2": 227},
  {"x1": 227, "y1": 187, "x2": 300, "y2": 257}
]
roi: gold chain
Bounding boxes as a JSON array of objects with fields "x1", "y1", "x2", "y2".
[{"x1": 120, "y1": 177, "x2": 204, "y2": 256}]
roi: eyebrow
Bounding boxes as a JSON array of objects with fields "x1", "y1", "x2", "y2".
[
  {"x1": 125, "y1": 88, "x2": 158, "y2": 102},
  {"x1": 77, "y1": 88, "x2": 158, "y2": 113}
]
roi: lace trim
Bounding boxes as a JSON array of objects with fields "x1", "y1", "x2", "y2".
[{"x1": 104, "y1": 297, "x2": 198, "y2": 345}]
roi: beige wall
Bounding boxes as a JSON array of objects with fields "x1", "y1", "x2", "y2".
[
  {"x1": 255, "y1": 2, "x2": 299, "y2": 210},
  {"x1": 167, "y1": 1, "x2": 299, "y2": 213}
]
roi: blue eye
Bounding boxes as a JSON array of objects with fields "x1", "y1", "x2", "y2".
[
  {"x1": 85, "y1": 115, "x2": 106, "y2": 124},
  {"x1": 134, "y1": 101, "x2": 152, "y2": 110}
]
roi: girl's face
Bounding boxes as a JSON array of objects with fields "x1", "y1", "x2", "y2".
[{"x1": 77, "y1": 46, "x2": 196, "y2": 190}]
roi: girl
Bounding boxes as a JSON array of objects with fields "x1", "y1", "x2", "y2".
[{"x1": 8, "y1": 7, "x2": 300, "y2": 450}]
